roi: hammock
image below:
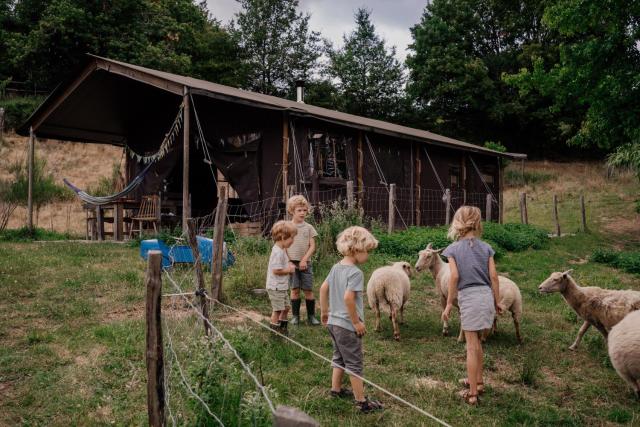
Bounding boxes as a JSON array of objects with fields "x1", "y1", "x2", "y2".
[{"x1": 64, "y1": 162, "x2": 154, "y2": 206}]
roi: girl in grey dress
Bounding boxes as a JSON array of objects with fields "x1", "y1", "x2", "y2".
[{"x1": 441, "y1": 206, "x2": 502, "y2": 405}]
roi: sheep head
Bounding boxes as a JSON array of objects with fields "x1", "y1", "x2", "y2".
[
  {"x1": 415, "y1": 243, "x2": 443, "y2": 273},
  {"x1": 538, "y1": 270, "x2": 574, "y2": 294},
  {"x1": 392, "y1": 261, "x2": 414, "y2": 278}
]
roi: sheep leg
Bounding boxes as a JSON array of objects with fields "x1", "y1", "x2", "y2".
[
  {"x1": 569, "y1": 321, "x2": 590, "y2": 351},
  {"x1": 492, "y1": 316, "x2": 498, "y2": 334},
  {"x1": 399, "y1": 305, "x2": 405, "y2": 325},
  {"x1": 391, "y1": 307, "x2": 400, "y2": 341},
  {"x1": 513, "y1": 315, "x2": 523, "y2": 344},
  {"x1": 457, "y1": 328, "x2": 465, "y2": 343},
  {"x1": 441, "y1": 296, "x2": 449, "y2": 336},
  {"x1": 374, "y1": 302, "x2": 381, "y2": 332}
]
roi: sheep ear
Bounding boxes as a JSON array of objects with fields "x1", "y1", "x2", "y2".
[
  {"x1": 562, "y1": 269, "x2": 574, "y2": 278},
  {"x1": 426, "y1": 243, "x2": 433, "y2": 250},
  {"x1": 436, "y1": 248, "x2": 443, "y2": 254}
]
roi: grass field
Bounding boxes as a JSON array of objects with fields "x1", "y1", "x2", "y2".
[{"x1": 1, "y1": 162, "x2": 639, "y2": 426}]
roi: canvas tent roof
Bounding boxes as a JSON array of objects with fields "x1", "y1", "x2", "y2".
[{"x1": 19, "y1": 54, "x2": 525, "y2": 159}]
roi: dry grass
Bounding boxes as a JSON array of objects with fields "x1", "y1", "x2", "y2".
[{"x1": 1, "y1": 133, "x2": 121, "y2": 234}]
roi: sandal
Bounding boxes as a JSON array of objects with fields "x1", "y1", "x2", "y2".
[
  {"x1": 460, "y1": 389, "x2": 479, "y2": 406},
  {"x1": 459, "y1": 378, "x2": 484, "y2": 394},
  {"x1": 330, "y1": 388, "x2": 353, "y2": 399},
  {"x1": 355, "y1": 397, "x2": 384, "y2": 413}
]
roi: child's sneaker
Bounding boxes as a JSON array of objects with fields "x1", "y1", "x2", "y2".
[
  {"x1": 330, "y1": 388, "x2": 353, "y2": 399},
  {"x1": 355, "y1": 397, "x2": 383, "y2": 413}
]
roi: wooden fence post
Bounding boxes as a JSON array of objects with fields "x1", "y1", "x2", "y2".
[
  {"x1": 388, "y1": 183, "x2": 396, "y2": 234},
  {"x1": 273, "y1": 406, "x2": 319, "y2": 427},
  {"x1": 182, "y1": 88, "x2": 191, "y2": 227},
  {"x1": 580, "y1": 194, "x2": 587, "y2": 232},
  {"x1": 346, "y1": 180, "x2": 354, "y2": 210},
  {"x1": 415, "y1": 145, "x2": 421, "y2": 226},
  {"x1": 553, "y1": 194, "x2": 561, "y2": 237},
  {"x1": 211, "y1": 186, "x2": 228, "y2": 305},
  {"x1": 187, "y1": 218, "x2": 210, "y2": 335},
  {"x1": 27, "y1": 127, "x2": 35, "y2": 230},
  {"x1": 519, "y1": 192, "x2": 528, "y2": 225},
  {"x1": 486, "y1": 194, "x2": 492, "y2": 222},
  {"x1": 444, "y1": 189, "x2": 452, "y2": 225},
  {"x1": 285, "y1": 185, "x2": 295, "y2": 220},
  {"x1": 145, "y1": 251, "x2": 165, "y2": 427},
  {"x1": 0, "y1": 107, "x2": 5, "y2": 136}
]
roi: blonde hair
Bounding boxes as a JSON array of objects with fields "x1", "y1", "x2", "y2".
[
  {"x1": 336, "y1": 226, "x2": 378, "y2": 256},
  {"x1": 447, "y1": 206, "x2": 483, "y2": 241},
  {"x1": 271, "y1": 220, "x2": 297, "y2": 242},
  {"x1": 286, "y1": 195, "x2": 310, "y2": 215}
]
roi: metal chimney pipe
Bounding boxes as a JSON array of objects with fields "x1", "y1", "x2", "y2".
[{"x1": 295, "y1": 80, "x2": 305, "y2": 103}]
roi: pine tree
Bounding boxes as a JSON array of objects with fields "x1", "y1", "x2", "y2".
[{"x1": 328, "y1": 8, "x2": 405, "y2": 121}]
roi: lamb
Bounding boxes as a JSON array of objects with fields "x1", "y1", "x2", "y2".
[
  {"x1": 414, "y1": 243, "x2": 523, "y2": 343},
  {"x1": 538, "y1": 270, "x2": 640, "y2": 350},
  {"x1": 608, "y1": 310, "x2": 640, "y2": 400},
  {"x1": 366, "y1": 261, "x2": 412, "y2": 341}
]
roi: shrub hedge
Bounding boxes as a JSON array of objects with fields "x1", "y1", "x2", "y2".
[
  {"x1": 592, "y1": 248, "x2": 640, "y2": 275},
  {"x1": 0, "y1": 97, "x2": 43, "y2": 130}
]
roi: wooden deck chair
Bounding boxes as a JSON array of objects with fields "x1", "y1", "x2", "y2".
[{"x1": 129, "y1": 195, "x2": 160, "y2": 238}]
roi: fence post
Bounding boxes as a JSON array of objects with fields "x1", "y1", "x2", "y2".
[
  {"x1": 273, "y1": 405, "x2": 319, "y2": 427},
  {"x1": 211, "y1": 186, "x2": 228, "y2": 305},
  {"x1": 388, "y1": 183, "x2": 396, "y2": 234},
  {"x1": 519, "y1": 192, "x2": 528, "y2": 225},
  {"x1": 285, "y1": 185, "x2": 295, "y2": 220},
  {"x1": 346, "y1": 180, "x2": 354, "y2": 210},
  {"x1": 27, "y1": 127, "x2": 35, "y2": 230},
  {"x1": 553, "y1": 194, "x2": 561, "y2": 237},
  {"x1": 145, "y1": 251, "x2": 165, "y2": 427},
  {"x1": 580, "y1": 194, "x2": 587, "y2": 232},
  {"x1": 485, "y1": 194, "x2": 492, "y2": 222},
  {"x1": 444, "y1": 189, "x2": 452, "y2": 225},
  {"x1": 0, "y1": 107, "x2": 4, "y2": 136},
  {"x1": 187, "y1": 218, "x2": 210, "y2": 335}
]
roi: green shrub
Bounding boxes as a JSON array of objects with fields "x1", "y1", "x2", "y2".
[
  {"x1": 0, "y1": 226, "x2": 73, "y2": 241},
  {"x1": 231, "y1": 235, "x2": 271, "y2": 256},
  {"x1": 484, "y1": 223, "x2": 549, "y2": 251},
  {"x1": 0, "y1": 96, "x2": 44, "y2": 130},
  {"x1": 635, "y1": 200, "x2": 640, "y2": 214},
  {"x1": 310, "y1": 200, "x2": 364, "y2": 259},
  {"x1": 505, "y1": 169, "x2": 555, "y2": 187},
  {"x1": 592, "y1": 248, "x2": 640, "y2": 275}
]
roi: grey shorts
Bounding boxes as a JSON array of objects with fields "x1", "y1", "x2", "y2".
[
  {"x1": 267, "y1": 289, "x2": 291, "y2": 312},
  {"x1": 327, "y1": 324, "x2": 363, "y2": 375},
  {"x1": 289, "y1": 261, "x2": 313, "y2": 291},
  {"x1": 458, "y1": 285, "x2": 496, "y2": 332}
]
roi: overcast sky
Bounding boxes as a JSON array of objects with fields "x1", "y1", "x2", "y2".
[{"x1": 205, "y1": 0, "x2": 428, "y2": 62}]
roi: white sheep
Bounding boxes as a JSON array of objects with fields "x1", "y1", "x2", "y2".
[
  {"x1": 538, "y1": 270, "x2": 640, "y2": 350},
  {"x1": 415, "y1": 243, "x2": 523, "y2": 343},
  {"x1": 608, "y1": 310, "x2": 640, "y2": 400},
  {"x1": 366, "y1": 261, "x2": 412, "y2": 341}
]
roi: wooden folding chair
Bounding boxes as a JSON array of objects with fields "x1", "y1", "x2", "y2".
[{"x1": 129, "y1": 195, "x2": 160, "y2": 238}]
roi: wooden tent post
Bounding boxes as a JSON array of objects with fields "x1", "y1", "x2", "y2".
[
  {"x1": 498, "y1": 158, "x2": 504, "y2": 224},
  {"x1": 145, "y1": 251, "x2": 164, "y2": 427},
  {"x1": 211, "y1": 186, "x2": 228, "y2": 305},
  {"x1": 187, "y1": 218, "x2": 210, "y2": 335},
  {"x1": 461, "y1": 154, "x2": 467, "y2": 205},
  {"x1": 520, "y1": 192, "x2": 528, "y2": 224},
  {"x1": 27, "y1": 127, "x2": 35, "y2": 230},
  {"x1": 486, "y1": 194, "x2": 492, "y2": 222},
  {"x1": 182, "y1": 87, "x2": 191, "y2": 228},
  {"x1": 445, "y1": 189, "x2": 452, "y2": 225},
  {"x1": 357, "y1": 131, "x2": 364, "y2": 198},
  {"x1": 415, "y1": 144, "x2": 421, "y2": 226},
  {"x1": 346, "y1": 181, "x2": 354, "y2": 209},
  {"x1": 282, "y1": 113, "x2": 290, "y2": 201}
]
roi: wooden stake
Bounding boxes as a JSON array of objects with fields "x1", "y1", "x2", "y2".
[
  {"x1": 282, "y1": 113, "x2": 290, "y2": 201},
  {"x1": 357, "y1": 131, "x2": 364, "y2": 198},
  {"x1": 182, "y1": 87, "x2": 191, "y2": 227},
  {"x1": 415, "y1": 144, "x2": 421, "y2": 226},
  {"x1": 445, "y1": 189, "x2": 452, "y2": 225},
  {"x1": 27, "y1": 127, "x2": 35, "y2": 230},
  {"x1": 0, "y1": 107, "x2": 5, "y2": 136},
  {"x1": 486, "y1": 194, "x2": 492, "y2": 222},
  {"x1": 187, "y1": 218, "x2": 210, "y2": 335},
  {"x1": 145, "y1": 251, "x2": 164, "y2": 427},
  {"x1": 519, "y1": 193, "x2": 526, "y2": 224},
  {"x1": 388, "y1": 183, "x2": 396, "y2": 234},
  {"x1": 273, "y1": 405, "x2": 319, "y2": 427},
  {"x1": 96, "y1": 206, "x2": 104, "y2": 241},
  {"x1": 211, "y1": 186, "x2": 228, "y2": 304},
  {"x1": 553, "y1": 194, "x2": 561, "y2": 237},
  {"x1": 346, "y1": 181, "x2": 354, "y2": 209},
  {"x1": 580, "y1": 194, "x2": 587, "y2": 232}
]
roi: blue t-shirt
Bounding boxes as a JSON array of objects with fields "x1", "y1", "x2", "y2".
[{"x1": 442, "y1": 238, "x2": 495, "y2": 291}]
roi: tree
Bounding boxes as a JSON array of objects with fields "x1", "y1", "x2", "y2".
[
  {"x1": 231, "y1": 0, "x2": 322, "y2": 97},
  {"x1": 506, "y1": 0, "x2": 640, "y2": 152},
  {"x1": 407, "y1": 0, "x2": 569, "y2": 155},
  {"x1": 327, "y1": 8, "x2": 405, "y2": 121}
]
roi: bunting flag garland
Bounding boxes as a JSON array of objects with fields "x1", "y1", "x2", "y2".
[{"x1": 125, "y1": 103, "x2": 184, "y2": 164}]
